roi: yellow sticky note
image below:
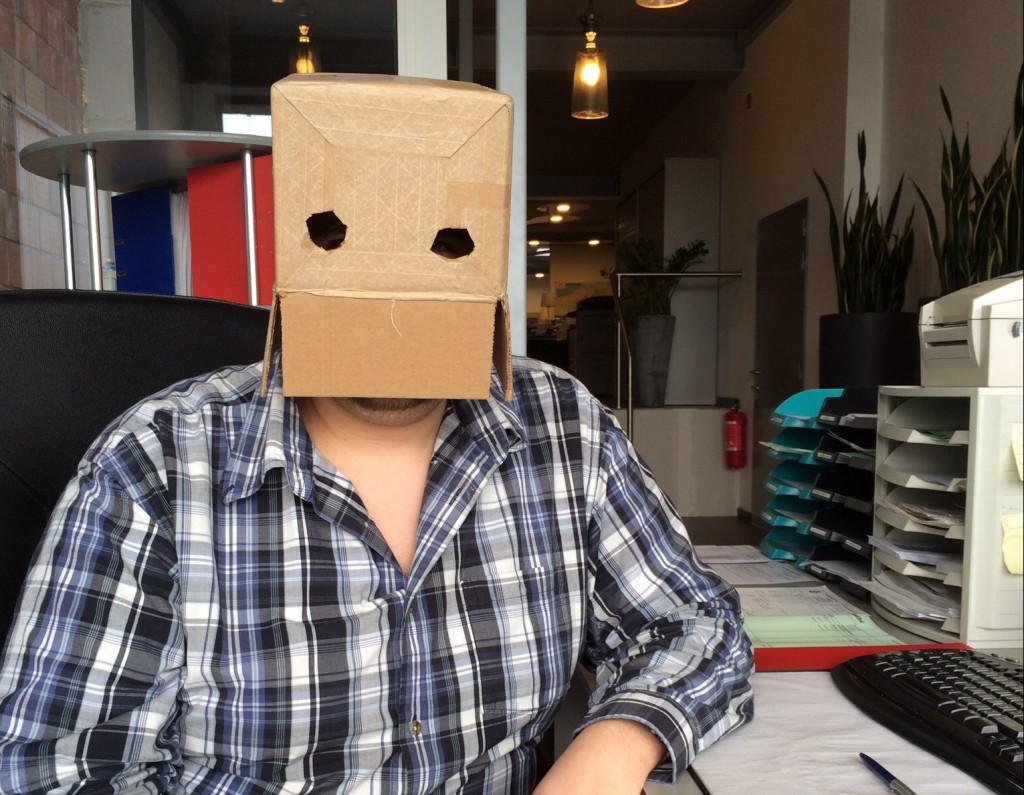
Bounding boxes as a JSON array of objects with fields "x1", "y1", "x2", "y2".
[{"x1": 1001, "y1": 514, "x2": 1024, "y2": 575}]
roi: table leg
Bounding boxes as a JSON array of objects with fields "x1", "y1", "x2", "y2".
[
  {"x1": 58, "y1": 173, "x2": 76, "y2": 289},
  {"x1": 241, "y1": 148, "x2": 259, "y2": 306},
  {"x1": 83, "y1": 148, "x2": 103, "y2": 291}
]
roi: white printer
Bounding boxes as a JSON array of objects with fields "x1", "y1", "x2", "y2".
[{"x1": 919, "y1": 274, "x2": 1023, "y2": 386}]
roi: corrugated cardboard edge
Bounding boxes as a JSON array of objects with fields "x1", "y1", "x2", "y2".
[
  {"x1": 259, "y1": 290, "x2": 512, "y2": 401},
  {"x1": 495, "y1": 295, "x2": 512, "y2": 401},
  {"x1": 259, "y1": 295, "x2": 280, "y2": 397}
]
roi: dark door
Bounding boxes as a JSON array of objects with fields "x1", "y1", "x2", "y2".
[{"x1": 751, "y1": 199, "x2": 807, "y2": 523}]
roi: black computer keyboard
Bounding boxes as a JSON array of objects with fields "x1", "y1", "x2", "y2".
[{"x1": 832, "y1": 648, "x2": 1023, "y2": 795}]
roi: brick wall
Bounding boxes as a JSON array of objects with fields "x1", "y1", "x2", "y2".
[{"x1": 0, "y1": 0, "x2": 83, "y2": 289}]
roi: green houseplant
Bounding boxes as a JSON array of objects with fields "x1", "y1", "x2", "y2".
[
  {"x1": 608, "y1": 238, "x2": 709, "y2": 406},
  {"x1": 914, "y1": 65, "x2": 1023, "y2": 295},
  {"x1": 813, "y1": 132, "x2": 919, "y2": 387},
  {"x1": 814, "y1": 131, "x2": 915, "y2": 313},
  {"x1": 613, "y1": 238, "x2": 710, "y2": 318}
]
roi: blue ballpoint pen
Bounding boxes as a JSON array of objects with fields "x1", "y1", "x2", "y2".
[{"x1": 860, "y1": 753, "x2": 920, "y2": 795}]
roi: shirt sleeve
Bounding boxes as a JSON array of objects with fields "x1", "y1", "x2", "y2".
[
  {"x1": 577, "y1": 409, "x2": 755, "y2": 782},
  {"x1": 0, "y1": 451, "x2": 184, "y2": 794}
]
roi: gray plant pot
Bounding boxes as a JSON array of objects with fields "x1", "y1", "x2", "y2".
[{"x1": 633, "y1": 314, "x2": 676, "y2": 407}]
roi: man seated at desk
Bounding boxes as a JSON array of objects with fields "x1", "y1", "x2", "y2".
[{"x1": 0, "y1": 74, "x2": 754, "y2": 794}]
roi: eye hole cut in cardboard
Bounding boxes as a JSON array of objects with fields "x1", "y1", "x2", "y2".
[
  {"x1": 430, "y1": 228, "x2": 475, "y2": 259},
  {"x1": 306, "y1": 211, "x2": 347, "y2": 251}
]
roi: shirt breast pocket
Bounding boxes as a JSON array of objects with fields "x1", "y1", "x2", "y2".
[{"x1": 457, "y1": 565, "x2": 577, "y2": 718}]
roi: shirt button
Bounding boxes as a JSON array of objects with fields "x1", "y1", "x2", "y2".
[{"x1": 409, "y1": 719, "x2": 423, "y2": 737}]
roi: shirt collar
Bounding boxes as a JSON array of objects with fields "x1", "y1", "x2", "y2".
[
  {"x1": 222, "y1": 358, "x2": 525, "y2": 505},
  {"x1": 449, "y1": 367, "x2": 525, "y2": 459},
  {"x1": 222, "y1": 353, "x2": 309, "y2": 504}
]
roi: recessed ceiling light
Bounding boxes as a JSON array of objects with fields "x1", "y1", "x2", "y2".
[
  {"x1": 588, "y1": 239, "x2": 601, "y2": 246},
  {"x1": 556, "y1": 203, "x2": 571, "y2": 212},
  {"x1": 549, "y1": 215, "x2": 563, "y2": 223},
  {"x1": 528, "y1": 239, "x2": 541, "y2": 246}
]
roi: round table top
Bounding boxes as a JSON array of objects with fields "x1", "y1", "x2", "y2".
[{"x1": 19, "y1": 130, "x2": 272, "y2": 193}]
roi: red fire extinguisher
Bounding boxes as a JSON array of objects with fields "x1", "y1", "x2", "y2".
[{"x1": 724, "y1": 401, "x2": 747, "y2": 469}]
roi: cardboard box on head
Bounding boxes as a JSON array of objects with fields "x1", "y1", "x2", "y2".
[{"x1": 261, "y1": 73, "x2": 514, "y2": 401}]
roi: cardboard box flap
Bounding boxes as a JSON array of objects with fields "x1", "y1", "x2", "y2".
[{"x1": 273, "y1": 292, "x2": 511, "y2": 400}]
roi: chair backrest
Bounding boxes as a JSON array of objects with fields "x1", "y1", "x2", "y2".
[{"x1": 0, "y1": 289, "x2": 270, "y2": 644}]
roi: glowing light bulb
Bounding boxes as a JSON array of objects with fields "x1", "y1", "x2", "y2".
[{"x1": 581, "y1": 59, "x2": 601, "y2": 87}]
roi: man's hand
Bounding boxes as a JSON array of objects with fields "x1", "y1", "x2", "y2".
[{"x1": 533, "y1": 718, "x2": 665, "y2": 795}]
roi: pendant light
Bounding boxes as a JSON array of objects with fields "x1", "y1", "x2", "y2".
[
  {"x1": 291, "y1": 10, "x2": 321, "y2": 74},
  {"x1": 570, "y1": 3, "x2": 608, "y2": 120},
  {"x1": 636, "y1": 0, "x2": 689, "y2": 7}
]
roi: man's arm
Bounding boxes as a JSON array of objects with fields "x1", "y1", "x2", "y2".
[
  {"x1": 0, "y1": 460, "x2": 182, "y2": 794},
  {"x1": 555, "y1": 408, "x2": 755, "y2": 786},
  {"x1": 534, "y1": 718, "x2": 665, "y2": 794}
]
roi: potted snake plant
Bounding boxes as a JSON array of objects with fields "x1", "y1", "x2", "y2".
[
  {"x1": 813, "y1": 131, "x2": 918, "y2": 387},
  {"x1": 914, "y1": 65, "x2": 1023, "y2": 295}
]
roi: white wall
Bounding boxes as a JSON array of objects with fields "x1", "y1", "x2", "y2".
[
  {"x1": 621, "y1": 0, "x2": 1022, "y2": 513},
  {"x1": 613, "y1": 407, "x2": 741, "y2": 516},
  {"x1": 663, "y1": 157, "x2": 720, "y2": 405},
  {"x1": 882, "y1": 0, "x2": 1024, "y2": 303}
]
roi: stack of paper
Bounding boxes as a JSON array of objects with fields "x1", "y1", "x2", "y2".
[
  {"x1": 758, "y1": 428, "x2": 825, "y2": 463},
  {"x1": 868, "y1": 530, "x2": 962, "y2": 566},
  {"x1": 878, "y1": 487, "x2": 966, "y2": 533},
  {"x1": 824, "y1": 427, "x2": 876, "y2": 455},
  {"x1": 863, "y1": 570, "x2": 961, "y2": 622}
]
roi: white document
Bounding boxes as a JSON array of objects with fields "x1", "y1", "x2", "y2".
[
  {"x1": 864, "y1": 570, "x2": 961, "y2": 620},
  {"x1": 737, "y1": 585, "x2": 865, "y2": 617},
  {"x1": 742, "y1": 613, "x2": 903, "y2": 648},
  {"x1": 868, "y1": 530, "x2": 962, "y2": 565},
  {"x1": 807, "y1": 558, "x2": 871, "y2": 585},
  {"x1": 708, "y1": 560, "x2": 819, "y2": 586},
  {"x1": 693, "y1": 544, "x2": 765, "y2": 564}
]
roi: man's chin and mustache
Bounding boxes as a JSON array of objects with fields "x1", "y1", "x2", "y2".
[{"x1": 334, "y1": 397, "x2": 444, "y2": 426}]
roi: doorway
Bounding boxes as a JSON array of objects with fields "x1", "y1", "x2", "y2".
[{"x1": 750, "y1": 199, "x2": 807, "y2": 523}]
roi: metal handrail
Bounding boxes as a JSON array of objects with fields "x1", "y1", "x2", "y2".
[{"x1": 612, "y1": 270, "x2": 742, "y2": 437}]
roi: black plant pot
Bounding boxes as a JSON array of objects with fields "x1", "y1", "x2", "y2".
[{"x1": 819, "y1": 312, "x2": 920, "y2": 388}]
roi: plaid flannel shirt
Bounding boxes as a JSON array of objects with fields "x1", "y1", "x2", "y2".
[{"x1": 0, "y1": 355, "x2": 753, "y2": 794}]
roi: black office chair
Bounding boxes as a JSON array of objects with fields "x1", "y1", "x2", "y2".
[{"x1": 0, "y1": 289, "x2": 270, "y2": 644}]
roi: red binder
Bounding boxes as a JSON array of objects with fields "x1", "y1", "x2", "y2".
[
  {"x1": 188, "y1": 155, "x2": 275, "y2": 305},
  {"x1": 754, "y1": 642, "x2": 971, "y2": 671}
]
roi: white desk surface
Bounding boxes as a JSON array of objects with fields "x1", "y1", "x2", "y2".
[
  {"x1": 583, "y1": 523, "x2": 1020, "y2": 795},
  {"x1": 646, "y1": 670, "x2": 997, "y2": 795}
]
